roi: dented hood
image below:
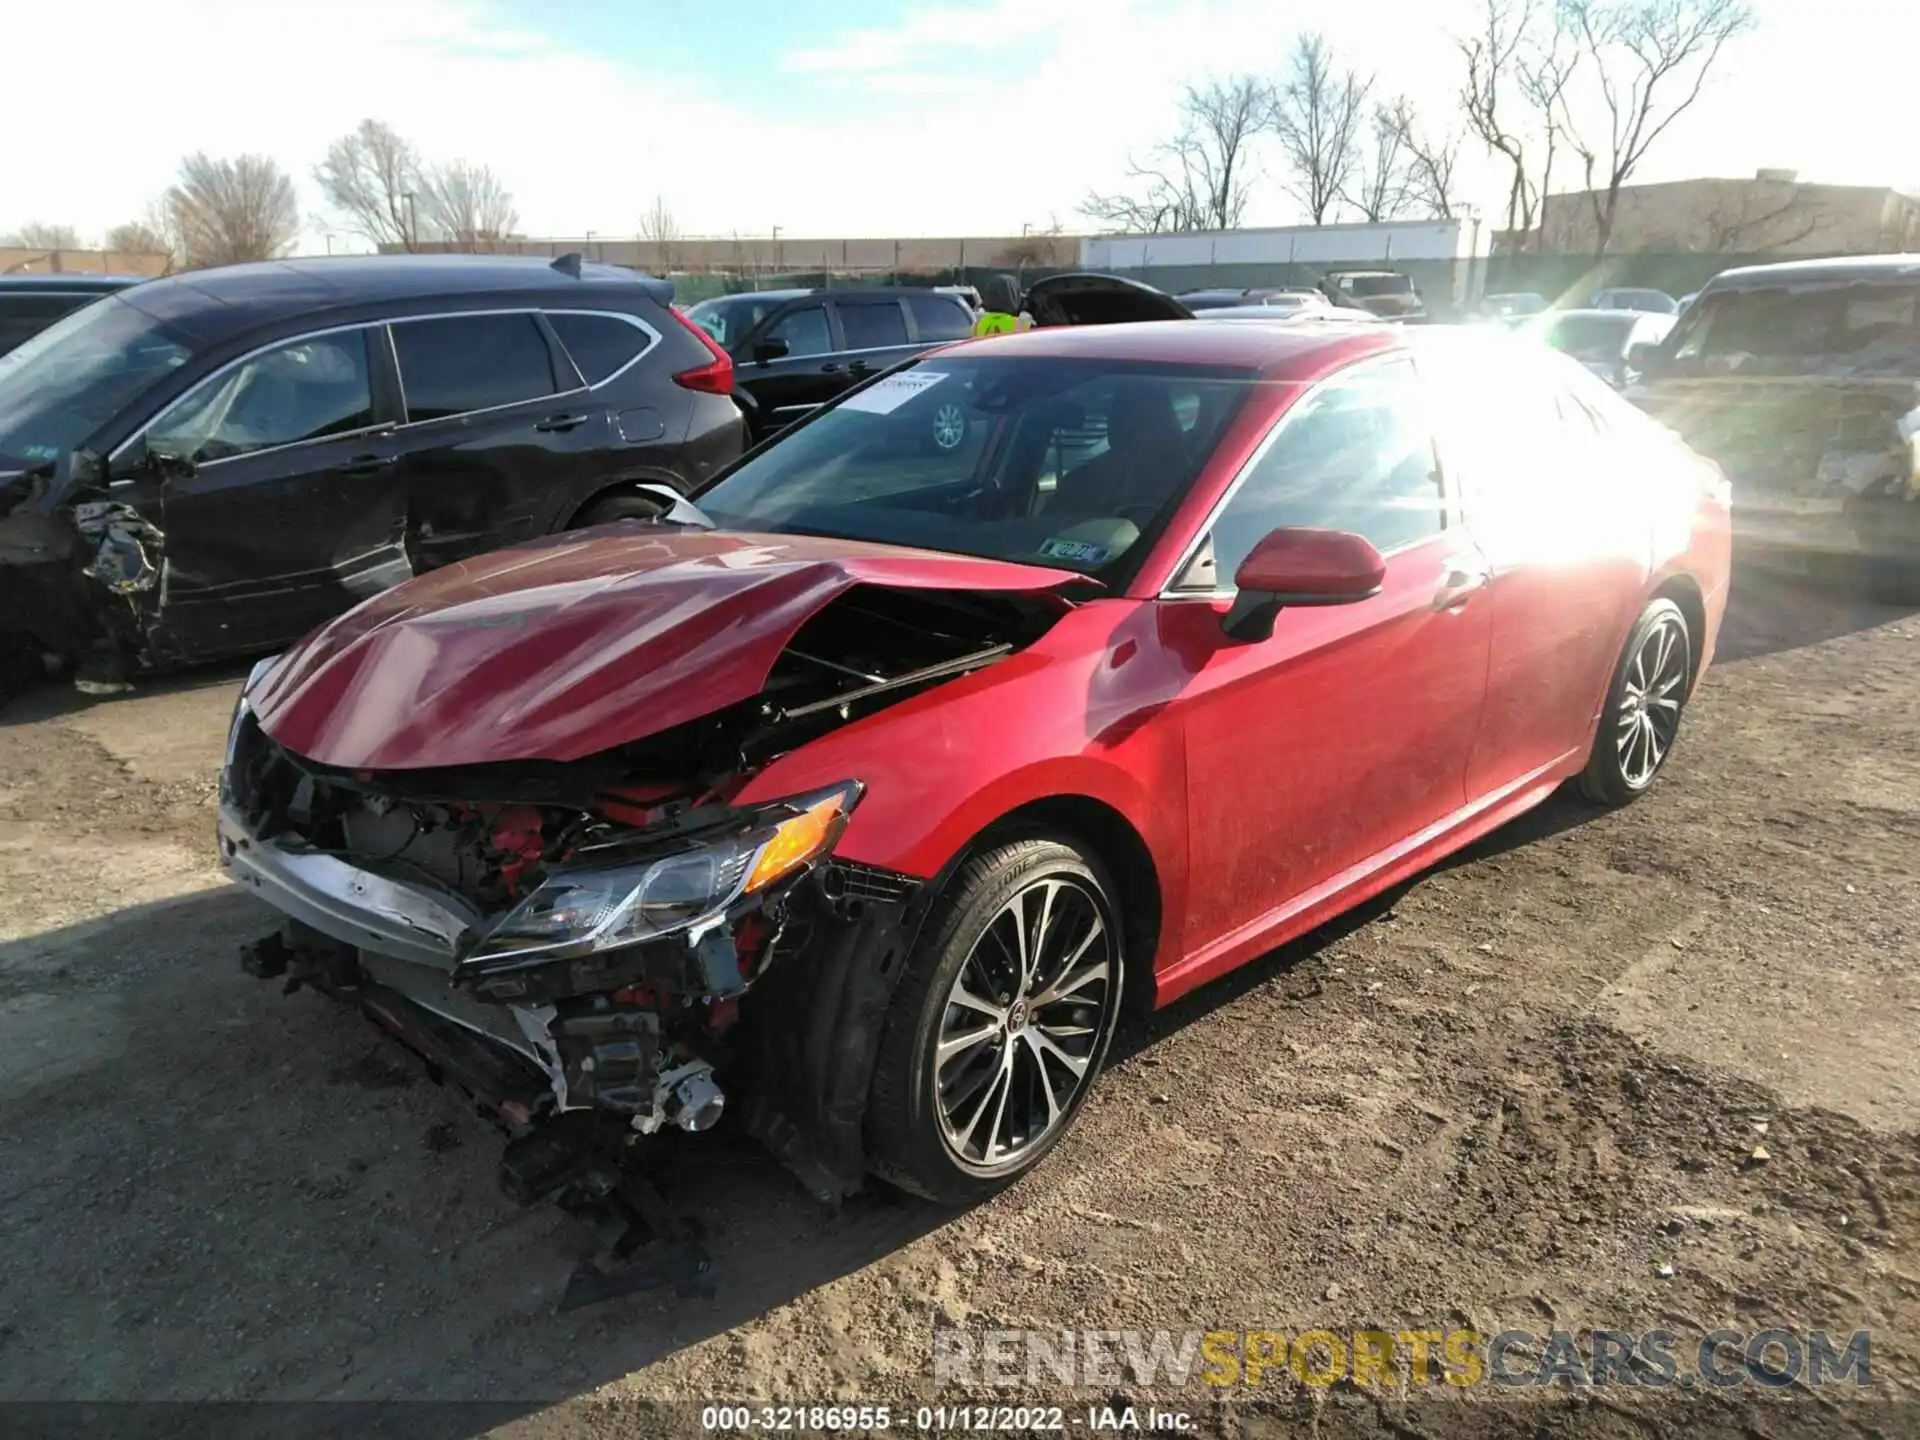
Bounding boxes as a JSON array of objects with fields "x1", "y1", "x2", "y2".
[{"x1": 248, "y1": 527, "x2": 1085, "y2": 770}]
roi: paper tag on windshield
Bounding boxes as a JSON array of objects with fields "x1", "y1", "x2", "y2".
[{"x1": 839, "y1": 371, "x2": 948, "y2": 415}]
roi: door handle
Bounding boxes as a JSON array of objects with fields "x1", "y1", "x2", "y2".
[
  {"x1": 847, "y1": 360, "x2": 873, "y2": 376},
  {"x1": 1432, "y1": 561, "x2": 1492, "y2": 611},
  {"x1": 535, "y1": 412, "x2": 589, "y2": 433},
  {"x1": 333, "y1": 453, "x2": 396, "y2": 476}
]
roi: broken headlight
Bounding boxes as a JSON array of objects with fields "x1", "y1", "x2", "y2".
[{"x1": 465, "y1": 780, "x2": 862, "y2": 967}]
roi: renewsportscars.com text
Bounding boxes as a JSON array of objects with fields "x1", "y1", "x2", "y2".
[{"x1": 932, "y1": 1327, "x2": 1872, "y2": 1390}]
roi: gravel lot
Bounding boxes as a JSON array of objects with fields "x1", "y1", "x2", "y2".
[{"x1": 2, "y1": 568, "x2": 1917, "y2": 1437}]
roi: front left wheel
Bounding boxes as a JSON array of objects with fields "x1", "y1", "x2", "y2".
[
  {"x1": 865, "y1": 836, "x2": 1124, "y2": 1205},
  {"x1": 1579, "y1": 597, "x2": 1692, "y2": 806}
]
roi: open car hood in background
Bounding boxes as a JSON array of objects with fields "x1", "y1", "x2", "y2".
[
  {"x1": 247, "y1": 527, "x2": 1087, "y2": 771},
  {"x1": 1025, "y1": 273, "x2": 1195, "y2": 327}
]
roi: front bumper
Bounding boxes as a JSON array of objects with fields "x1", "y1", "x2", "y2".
[{"x1": 217, "y1": 802, "x2": 481, "y2": 969}]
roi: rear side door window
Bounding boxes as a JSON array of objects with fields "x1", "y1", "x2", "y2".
[
  {"x1": 391, "y1": 313, "x2": 559, "y2": 422},
  {"x1": 906, "y1": 293, "x2": 973, "y2": 342},
  {"x1": 837, "y1": 299, "x2": 910, "y2": 351},
  {"x1": 1206, "y1": 357, "x2": 1444, "y2": 583},
  {"x1": 546, "y1": 311, "x2": 654, "y2": 386},
  {"x1": 146, "y1": 330, "x2": 376, "y2": 464},
  {"x1": 764, "y1": 304, "x2": 832, "y2": 359}
]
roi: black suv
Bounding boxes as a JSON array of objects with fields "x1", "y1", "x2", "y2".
[
  {"x1": 685, "y1": 287, "x2": 974, "y2": 440},
  {"x1": 0, "y1": 274, "x2": 144, "y2": 356},
  {"x1": 0, "y1": 254, "x2": 744, "y2": 680}
]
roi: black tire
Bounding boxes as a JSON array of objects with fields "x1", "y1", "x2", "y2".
[
  {"x1": 571, "y1": 491, "x2": 666, "y2": 528},
  {"x1": 1579, "y1": 597, "x2": 1691, "y2": 807},
  {"x1": 865, "y1": 835, "x2": 1125, "y2": 1205}
]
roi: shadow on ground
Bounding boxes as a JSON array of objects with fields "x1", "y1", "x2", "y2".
[{"x1": 1715, "y1": 561, "x2": 1915, "y2": 664}]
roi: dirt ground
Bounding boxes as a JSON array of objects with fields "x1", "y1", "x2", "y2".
[{"x1": 2, "y1": 567, "x2": 1918, "y2": 1438}]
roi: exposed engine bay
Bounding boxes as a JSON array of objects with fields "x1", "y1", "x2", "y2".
[{"x1": 218, "y1": 581, "x2": 1066, "y2": 1304}]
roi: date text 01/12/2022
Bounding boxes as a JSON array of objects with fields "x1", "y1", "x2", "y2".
[{"x1": 699, "y1": 1404, "x2": 1196, "y2": 1432}]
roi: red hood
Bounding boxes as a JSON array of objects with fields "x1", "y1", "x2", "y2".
[{"x1": 249, "y1": 527, "x2": 1085, "y2": 770}]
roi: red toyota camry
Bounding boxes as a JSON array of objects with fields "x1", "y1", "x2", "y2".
[{"x1": 218, "y1": 319, "x2": 1730, "y2": 1225}]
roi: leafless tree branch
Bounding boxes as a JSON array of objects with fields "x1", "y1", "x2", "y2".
[
  {"x1": 1271, "y1": 34, "x2": 1372, "y2": 224},
  {"x1": 313, "y1": 120, "x2": 425, "y2": 251},
  {"x1": 1458, "y1": 0, "x2": 1541, "y2": 234},
  {"x1": 162, "y1": 153, "x2": 299, "y2": 269},
  {"x1": 1083, "y1": 75, "x2": 1267, "y2": 233},
  {"x1": 419, "y1": 161, "x2": 519, "y2": 250},
  {"x1": 0, "y1": 221, "x2": 84, "y2": 249},
  {"x1": 1559, "y1": 0, "x2": 1758, "y2": 253}
]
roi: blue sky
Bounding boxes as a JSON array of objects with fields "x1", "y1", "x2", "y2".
[{"x1": 6, "y1": 0, "x2": 1912, "y2": 250}]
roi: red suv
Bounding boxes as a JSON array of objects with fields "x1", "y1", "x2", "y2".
[{"x1": 218, "y1": 319, "x2": 1729, "y2": 1223}]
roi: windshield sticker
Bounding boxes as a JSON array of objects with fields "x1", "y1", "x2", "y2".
[
  {"x1": 839, "y1": 371, "x2": 948, "y2": 415},
  {"x1": 1038, "y1": 536, "x2": 1115, "y2": 565}
]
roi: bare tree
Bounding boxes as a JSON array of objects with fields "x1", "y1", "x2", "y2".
[
  {"x1": 1, "y1": 221, "x2": 83, "y2": 249},
  {"x1": 1458, "y1": 0, "x2": 1542, "y2": 236},
  {"x1": 162, "y1": 153, "x2": 300, "y2": 269},
  {"x1": 314, "y1": 119, "x2": 424, "y2": 250},
  {"x1": 1700, "y1": 184, "x2": 1826, "y2": 253},
  {"x1": 1083, "y1": 75, "x2": 1266, "y2": 233},
  {"x1": 1516, "y1": 6, "x2": 1580, "y2": 249},
  {"x1": 639, "y1": 195, "x2": 682, "y2": 268},
  {"x1": 419, "y1": 161, "x2": 518, "y2": 250},
  {"x1": 1392, "y1": 103, "x2": 1464, "y2": 218},
  {"x1": 1270, "y1": 33, "x2": 1371, "y2": 225},
  {"x1": 1558, "y1": 0, "x2": 1757, "y2": 254},
  {"x1": 103, "y1": 220, "x2": 168, "y2": 256},
  {"x1": 1345, "y1": 101, "x2": 1414, "y2": 222}
]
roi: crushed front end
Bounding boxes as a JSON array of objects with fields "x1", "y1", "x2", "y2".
[
  {"x1": 0, "y1": 459, "x2": 166, "y2": 698},
  {"x1": 217, "y1": 669, "x2": 924, "y2": 1301}
]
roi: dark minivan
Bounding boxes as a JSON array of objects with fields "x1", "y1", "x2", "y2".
[
  {"x1": 686, "y1": 287, "x2": 975, "y2": 440},
  {"x1": 0, "y1": 254, "x2": 744, "y2": 685}
]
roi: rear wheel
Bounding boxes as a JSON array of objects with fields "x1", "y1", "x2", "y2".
[
  {"x1": 866, "y1": 837, "x2": 1124, "y2": 1205},
  {"x1": 1579, "y1": 598, "x2": 1691, "y2": 806},
  {"x1": 571, "y1": 491, "x2": 665, "y2": 529}
]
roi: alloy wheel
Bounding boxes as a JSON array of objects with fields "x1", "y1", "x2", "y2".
[
  {"x1": 1615, "y1": 613, "x2": 1688, "y2": 788},
  {"x1": 933, "y1": 876, "x2": 1115, "y2": 1172},
  {"x1": 931, "y1": 402, "x2": 967, "y2": 451}
]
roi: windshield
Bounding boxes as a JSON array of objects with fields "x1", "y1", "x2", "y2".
[
  {"x1": 1662, "y1": 282, "x2": 1920, "y2": 378},
  {"x1": 1532, "y1": 312, "x2": 1637, "y2": 359},
  {"x1": 1484, "y1": 293, "x2": 1545, "y2": 317},
  {"x1": 697, "y1": 355, "x2": 1255, "y2": 581},
  {"x1": 1596, "y1": 289, "x2": 1677, "y2": 314},
  {"x1": 1346, "y1": 275, "x2": 1414, "y2": 297},
  {"x1": 685, "y1": 294, "x2": 788, "y2": 349},
  {"x1": 0, "y1": 296, "x2": 194, "y2": 468}
]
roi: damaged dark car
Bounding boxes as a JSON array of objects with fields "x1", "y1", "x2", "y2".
[
  {"x1": 0, "y1": 254, "x2": 743, "y2": 696},
  {"x1": 1625, "y1": 254, "x2": 1920, "y2": 601}
]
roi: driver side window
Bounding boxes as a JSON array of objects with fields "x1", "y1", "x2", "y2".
[
  {"x1": 146, "y1": 330, "x2": 374, "y2": 464},
  {"x1": 1206, "y1": 357, "x2": 1442, "y2": 585},
  {"x1": 766, "y1": 305, "x2": 831, "y2": 359}
]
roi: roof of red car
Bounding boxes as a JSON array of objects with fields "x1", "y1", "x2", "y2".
[{"x1": 951, "y1": 318, "x2": 1403, "y2": 379}]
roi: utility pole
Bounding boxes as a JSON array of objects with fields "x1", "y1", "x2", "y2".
[{"x1": 403, "y1": 191, "x2": 419, "y2": 251}]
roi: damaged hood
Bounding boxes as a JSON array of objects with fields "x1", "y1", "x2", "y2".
[{"x1": 249, "y1": 527, "x2": 1086, "y2": 770}]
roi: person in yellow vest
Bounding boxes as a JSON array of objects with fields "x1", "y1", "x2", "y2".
[{"x1": 971, "y1": 275, "x2": 1036, "y2": 337}]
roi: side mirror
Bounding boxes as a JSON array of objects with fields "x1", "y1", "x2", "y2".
[
  {"x1": 752, "y1": 337, "x2": 790, "y2": 364},
  {"x1": 1625, "y1": 340, "x2": 1663, "y2": 373},
  {"x1": 1222, "y1": 526, "x2": 1386, "y2": 643}
]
